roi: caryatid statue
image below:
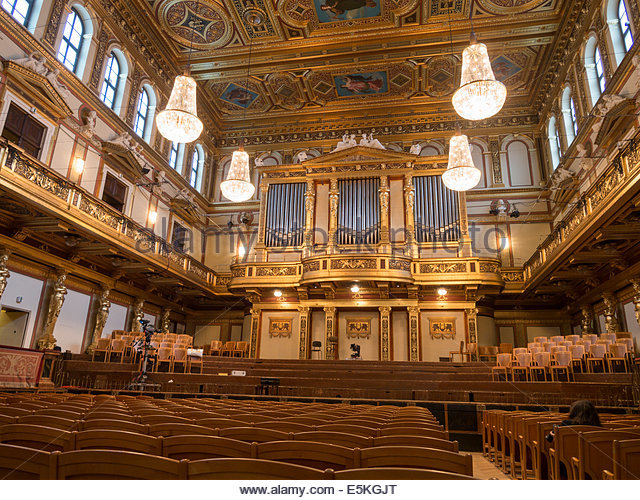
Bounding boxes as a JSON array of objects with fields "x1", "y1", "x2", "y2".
[{"x1": 37, "y1": 272, "x2": 67, "y2": 350}]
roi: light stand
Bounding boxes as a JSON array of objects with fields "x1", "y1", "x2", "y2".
[{"x1": 126, "y1": 319, "x2": 161, "y2": 391}]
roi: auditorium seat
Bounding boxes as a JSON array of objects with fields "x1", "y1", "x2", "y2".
[
  {"x1": 334, "y1": 467, "x2": 475, "y2": 480},
  {"x1": 373, "y1": 435, "x2": 458, "y2": 452},
  {"x1": 0, "y1": 443, "x2": 57, "y2": 479},
  {"x1": 0, "y1": 424, "x2": 73, "y2": 452},
  {"x1": 574, "y1": 429, "x2": 640, "y2": 479},
  {"x1": 187, "y1": 457, "x2": 328, "y2": 480},
  {"x1": 162, "y1": 435, "x2": 255, "y2": 460},
  {"x1": 80, "y1": 419, "x2": 149, "y2": 434},
  {"x1": 218, "y1": 427, "x2": 292, "y2": 442},
  {"x1": 358, "y1": 446, "x2": 473, "y2": 476},
  {"x1": 549, "y1": 425, "x2": 603, "y2": 479},
  {"x1": 602, "y1": 438, "x2": 640, "y2": 479},
  {"x1": 147, "y1": 423, "x2": 217, "y2": 437},
  {"x1": 72, "y1": 429, "x2": 162, "y2": 455},
  {"x1": 256, "y1": 440, "x2": 355, "y2": 470}
]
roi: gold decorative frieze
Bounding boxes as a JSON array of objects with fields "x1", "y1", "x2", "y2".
[
  {"x1": 269, "y1": 318, "x2": 293, "y2": 338},
  {"x1": 420, "y1": 262, "x2": 466, "y2": 273},
  {"x1": 346, "y1": 318, "x2": 371, "y2": 339},
  {"x1": 479, "y1": 262, "x2": 500, "y2": 274},
  {"x1": 303, "y1": 261, "x2": 320, "y2": 273},
  {"x1": 389, "y1": 259, "x2": 411, "y2": 271},
  {"x1": 428, "y1": 317, "x2": 456, "y2": 340},
  {"x1": 256, "y1": 266, "x2": 298, "y2": 276},
  {"x1": 330, "y1": 258, "x2": 377, "y2": 270}
]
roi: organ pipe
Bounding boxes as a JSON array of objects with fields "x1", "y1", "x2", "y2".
[
  {"x1": 413, "y1": 176, "x2": 460, "y2": 243},
  {"x1": 265, "y1": 183, "x2": 306, "y2": 247}
]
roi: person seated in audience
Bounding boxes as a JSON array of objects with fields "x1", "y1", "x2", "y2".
[{"x1": 546, "y1": 399, "x2": 601, "y2": 443}]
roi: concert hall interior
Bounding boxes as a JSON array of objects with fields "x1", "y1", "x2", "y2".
[{"x1": 0, "y1": 0, "x2": 639, "y2": 482}]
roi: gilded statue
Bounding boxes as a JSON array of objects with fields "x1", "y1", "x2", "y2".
[
  {"x1": 38, "y1": 272, "x2": 67, "y2": 350},
  {"x1": 0, "y1": 251, "x2": 10, "y2": 301},
  {"x1": 580, "y1": 304, "x2": 594, "y2": 335},
  {"x1": 602, "y1": 293, "x2": 619, "y2": 334},
  {"x1": 131, "y1": 298, "x2": 144, "y2": 333},
  {"x1": 161, "y1": 308, "x2": 171, "y2": 333},
  {"x1": 87, "y1": 288, "x2": 111, "y2": 354}
]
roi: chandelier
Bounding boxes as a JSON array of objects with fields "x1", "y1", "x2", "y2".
[
  {"x1": 442, "y1": 132, "x2": 481, "y2": 192},
  {"x1": 221, "y1": 146, "x2": 255, "y2": 202},
  {"x1": 452, "y1": 33, "x2": 506, "y2": 121},
  {"x1": 156, "y1": 74, "x2": 203, "y2": 143}
]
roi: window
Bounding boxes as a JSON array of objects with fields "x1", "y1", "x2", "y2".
[
  {"x1": 172, "y1": 222, "x2": 189, "y2": 253},
  {"x1": 1, "y1": 103, "x2": 46, "y2": 158},
  {"x1": 584, "y1": 37, "x2": 606, "y2": 107},
  {"x1": 102, "y1": 172, "x2": 127, "y2": 212},
  {"x1": 595, "y1": 48, "x2": 605, "y2": 93},
  {"x1": 100, "y1": 53, "x2": 120, "y2": 109},
  {"x1": 619, "y1": 0, "x2": 633, "y2": 52},
  {"x1": 169, "y1": 142, "x2": 182, "y2": 170},
  {"x1": 133, "y1": 88, "x2": 149, "y2": 138},
  {"x1": 570, "y1": 98, "x2": 578, "y2": 136},
  {"x1": 2, "y1": 0, "x2": 33, "y2": 26},
  {"x1": 548, "y1": 116, "x2": 561, "y2": 170},
  {"x1": 190, "y1": 145, "x2": 204, "y2": 191},
  {"x1": 561, "y1": 86, "x2": 577, "y2": 147},
  {"x1": 57, "y1": 8, "x2": 84, "y2": 72}
]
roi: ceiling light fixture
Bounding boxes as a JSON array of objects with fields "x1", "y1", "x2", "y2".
[
  {"x1": 452, "y1": 27, "x2": 506, "y2": 121},
  {"x1": 221, "y1": 34, "x2": 255, "y2": 202},
  {"x1": 155, "y1": 2, "x2": 203, "y2": 143},
  {"x1": 442, "y1": 129, "x2": 481, "y2": 191}
]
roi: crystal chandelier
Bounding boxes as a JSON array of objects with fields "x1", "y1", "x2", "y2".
[
  {"x1": 442, "y1": 132, "x2": 481, "y2": 192},
  {"x1": 221, "y1": 146, "x2": 255, "y2": 202},
  {"x1": 452, "y1": 33, "x2": 506, "y2": 121},
  {"x1": 156, "y1": 74, "x2": 203, "y2": 143}
]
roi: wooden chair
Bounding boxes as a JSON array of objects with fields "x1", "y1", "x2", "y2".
[
  {"x1": 198, "y1": 418, "x2": 250, "y2": 429},
  {"x1": 359, "y1": 446, "x2": 473, "y2": 476},
  {"x1": 449, "y1": 340, "x2": 466, "y2": 362},
  {"x1": 316, "y1": 423, "x2": 378, "y2": 437},
  {"x1": 334, "y1": 467, "x2": 474, "y2": 480},
  {"x1": 83, "y1": 410, "x2": 136, "y2": 422},
  {"x1": 18, "y1": 415, "x2": 78, "y2": 431},
  {"x1": 120, "y1": 335, "x2": 135, "y2": 359},
  {"x1": 549, "y1": 425, "x2": 602, "y2": 479},
  {"x1": 601, "y1": 332, "x2": 617, "y2": 343},
  {"x1": 177, "y1": 334, "x2": 192, "y2": 346},
  {"x1": 162, "y1": 435, "x2": 254, "y2": 460},
  {"x1": 478, "y1": 345, "x2": 498, "y2": 363},
  {"x1": 587, "y1": 343, "x2": 607, "y2": 373},
  {"x1": 0, "y1": 424, "x2": 73, "y2": 452},
  {"x1": 219, "y1": 427, "x2": 291, "y2": 443},
  {"x1": 0, "y1": 443, "x2": 58, "y2": 479},
  {"x1": 550, "y1": 335, "x2": 565, "y2": 344},
  {"x1": 155, "y1": 347, "x2": 173, "y2": 372},
  {"x1": 108, "y1": 338, "x2": 126, "y2": 363},
  {"x1": 256, "y1": 440, "x2": 355, "y2": 470},
  {"x1": 187, "y1": 349, "x2": 204, "y2": 374},
  {"x1": 373, "y1": 435, "x2": 458, "y2": 452},
  {"x1": 550, "y1": 350, "x2": 572, "y2": 381},
  {"x1": 34, "y1": 408, "x2": 84, "y2": 420},
  {"x1": 533, "y1": 336, "x2": 548, "y2": 344},
  {"x1": 574, "y1": 430, "x2": 640, "y2": 480},
  {"x1": 233, "y1": 341, "x2": 249, "y2": 358},
  {"x1": 565, "y1": 335, "x2": 580, "y2": 345},
  {"x1": 569, "y1": 344, "x2": 586, "y2": 373},
  {"x1": 602, "y1": 438, "x2": 640, "y2": 479},
  {"x1": 532, "y1": 420, "x2": 561, "y2": 479},
  {"x1": 91, "y1": 338, "x2": 111, "y2": 362},
  {"x1": 147, "y1": 423, "x2": 217, "y2": 437},
  {"x1": 511, "y1": 352, "x2": 532, "y2": 381},
  {"x1": 293, "y1": 431, "x2": 372, "y2": 449},
  {"x1": 79, "y1": 419, "x2": 149, "y2": 434},
  {"x1": 72, "y1": 429, "x2": 161, "y2": 455},
  {"x1": 491, "y1": 353, "x2": 512, "y2": 381},
  {"x1": 498, "y1": 343, "x2": 512, "y2": 354},
  {"x1": 378, "y1": 427, "x2": 448, "y2": 440},
  {"x1": 607, "y1": 343, "x2": 629, "y2": 372},
  {"x1": 56, "y1": 449, "x2": 187, "y2": 479},
  {"x1": 172, "y1": 347, "x2": 188, "y2": 373},
  {"x1": 221, "y1": 341, "x2": 236, "y2": 357},
  {"x1": 582, "y1": 333, "x2": 598, "y2": 344},
  {"x1": 139, "y1": 414, "x2": 194, "y2": 426},
  {"x1": 210, "y1": 340, "x2": 222, "y2": 356},
  {"x1": 187, "y1": 457, "x2": 328, "y2": 480}
]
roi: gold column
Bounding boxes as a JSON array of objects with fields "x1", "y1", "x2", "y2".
[
  {"x1": 379, "y1": 306, "x2": 391, "y2": 361},
  {"x1": 324, "y1": 306, "x2": 337, "y2": 360},
  {"x1": 489, "y1": 138, "x2": 504, "y2": 187},
  {"x1": 256, "y1": 181, "x2": 269, "y2": 258},
  {"x1": 249, "y1": 307, "x2": 260, "y2": 358},
  {"x1": 631, "y1": 279, "x2": 640, "y2": 326},
  {"x1": 298, "y1": 306, "x2": 311, "y2": 360},
  {"x1": 403, "y1": 174, "x2": 416, "y2": 257},
  {"x1": 86, "y1": 286, "x2": 111, "y2": 354},
  {"x1": 602, "y1": 293, "x2": 620, "y2": 334},
  {"x1": 328, "y1": 178, "x2": 339, "y2": 254},
  {"x1": 407, "y1": 305, "x2": 419, "y2": 362},
  {"x1": 0, "y1": 248, "x2": 10, "y2": 302},
  {"x1": 466, "y1": 307, "x2": 478, "y2": 345},
  {"x1": 458, "y1": 191, "x2": 473, "y2": 257},
  {"x1": 303, "y1": 179, "x2": 315, "y2": 256},
  {"x1": 37, "y1": 271, "x2": 67, "y2": 350},
  {"x1": 379, "y1": 176, "x2": 390, "y2": 248},
  {"x1": 130, "y1": 298, "x2": 144, "y2": 333}
]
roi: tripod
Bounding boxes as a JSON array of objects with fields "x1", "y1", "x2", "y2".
[{"x1": 126, "y1": 320, "x2": 160, "y2": 391}]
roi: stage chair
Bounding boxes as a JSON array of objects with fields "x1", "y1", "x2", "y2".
[
  {"x1": 512, "y1": 347, "x2": 528, "y2": 357},
  {"x1": 550, "y1": 351, "x2": 572, "y2": 381},
  {"x1": 528, "y1": 346, "x2": 542, "y2": 358},
  {"x1": 550, "y1": 335, "x2": 564, "y2": 344},
  {"x1": 530, "y1": 352, "x2": 551, "y2": 381},
  {"x1": 533, "y1": 336, "x2": 548, "y2": 344},
  {"x1": 187, "y1": 349, "x2": 204, "y2": 373},
  {"x1": 177, "y1": 334, "x2": 192, "y2": 346},
  {"x1": 527, "y1": 342, "x2": 541, "y2": 350},
  {"x1": 210, "y1": 340, "x2": 222, "y2": 356},
  {"x1": 511, "y1": 352, "x2": 532, "y2": 381},
  {"x1": 108, "y1": 339, "x2": 126, "y2": 363},
  {"x1": 465, "y1": 342, "x2": 477, "y2": 361},
  {"x1": 478, "y1": 345, "x2": 498, "y2": 363},
  {"x1": 155, "y1": 347, "x2": 173, "y2": 372},
  {"x1": 120, "y1": 335, "x2": 135, "y2": 359},
  {"x1": 491, "y1": 353, "x2": 512, "y2": 381},
  {"x1": 602, "y1": 438, "x2": 640, "y2": 480},
  {"x1": 233, "y1": 341, "x2": 249, "y2": 358},
  {"x1": 607, "y1": 343, "x2": 629, "y2": 373},
  {"x1": 601, "y1": 333, "x2": 617, "y2": 343},
  {"x1": 91, "y1": 338, "x2": 111, "y2": 362},
  {"x1": 549, "y1": 345, "x2": 566, "y2": 358},
  {"x1": 587, "y1": 343, "x2": 607, "y2": 373},
  {"x1": 582, "y1": 334, "x2": 598, "y2": 344},
  {"x1": 498, "y1": 343, "x2": 512, "y2": 354},
  {"x1": 310, "y1": 341, "x2": 322, "y2": 359},
  {"x1": 449, "y1": 340, "x2": 465, "y2": 362},
  {"x1": 222, "y1": 341, "x2": 236, "y2": 357},
  {"x1": 542, "y1": 341, "x2": 556, "y2": 352},
  {"x1": 569, "y1": 344, "x2": 585, "y2": 373},
  {"x1": 565, "y1": 335, "x2": 580, "y2": 345},
  {"x1": 172, "y1": 347, "x2": 188, "y2": 373}
]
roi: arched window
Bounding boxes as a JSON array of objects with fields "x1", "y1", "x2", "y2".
[
  {"x1": 169, "y1": 141, "x2": 185, "y2": 171},
  {"x1": 584, "y1": 37, "x2": 606, "y2": 107},
  {"x1": 190, "y1": 145, "x2": 204, "y2": 191},
  {"x1": 607, "y1": 0, "x2": 634, "y2": 66},
  {"x1": 99, "y1": 50, "x2": 128, "y2": 112},
  {"x1": 2, "y1": 0, "x2": 35, "y2": 27},
  {"x1": 133, "y1": 85, "x2": 156, "y2": 142},
  {"x1": 548, "y1": 116, "x2": 561, "y2": 170},
  {"x1": 561, "y1": 86, "x2": 577, "y2": 147},
  {"x1": 57, "y1": 8, "x2": 84, "y2": 73}
]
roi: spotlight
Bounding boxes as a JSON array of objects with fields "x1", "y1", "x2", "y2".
[
  {"x1": 350, "y1": 284, "x2": 360, "y2": 293},
  {"x1": 437, "y1": 287, "x2": 447, "y2": 297},
  {"x1": 73, "y1": 158, "x2": 85, "y2": 175},
  {"x1": 148, "y1": 210, "x2": 158, "y2": 225},
  {"x1": 273, "y1": 290, "x2": 282, "y2": 298},
  {"x1": 237, "y1": 245, "x2": 246, "y2": 258},
  {"x1": 227, "y1": 220, "x2": 234, "y2": 229},
  {"x1": 489, "y1": 208, "x2": 499, "y2": 215},
  {"x1": 510, "y1": 207, "x2": 520, "y2": 218}
]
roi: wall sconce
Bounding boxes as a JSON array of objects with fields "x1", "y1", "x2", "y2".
[
  {"x1": 73, "y1": 158, "x2": 85, "y2": 175},
  {"x1": 350, "y1": 284, "x2": 360, "y2": 293},
  {"x1": 148, "y1": 210, "x2": 158, "y2": 225},
  {"x1": 273, "y1": 290, "x2": 282, "y2": 298},
  {"x1": 437, "y1": 287, "x2": 448, "y2": 299}
]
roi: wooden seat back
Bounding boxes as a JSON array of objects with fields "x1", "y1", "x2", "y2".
[
  {"x1": 187, "y1": 457, "x2": 328, "y2": 480},
  {"x1": 162, "y1": 435, "x2": 254, "y2": 460},
  {"x1": 0, "y1": 424, "x2": 73, "y2": 452},
  {"x1": 256, "y1": 440, "x2": 355, "y2": 470},
  {"x1": 0, "y1": 443, "x2": 58, "y2": 479},
  {"x1": 577, "y1": 429, "x2": 640, "y2": 480},
  {"x1": 551, "y1": 425, "x2": 602, "y2": 479},
  {"x1": 147, "y1": 423, "x2": 217, "y2": 437},
  {"x1": 359, "y1": 446, "x2": 473, "y2": 476},
  {"x1": 293, "y1": 431, "x2": 372, "y2": 449},
  {"x1": 79, "y1": 419, "x2": 149, "y2": 434},
  {"x1": 72, "y1": 429, "x2": 161, "y2": 455},
  {"x1": 373, "y1": 435, "x2": 458, "y2": 452},
  {"x1": 218, "y1": 427, "x2": 291, "y2": 443},
  {"x1": 18, "y1": 415, "x2": 78, "y2": 431},
  {"x1": 334, "y1": 467, "x2": 474, "y2": 480},
  {"x1": 608, "y1": 438, "x2": 640, "y2": 479}
]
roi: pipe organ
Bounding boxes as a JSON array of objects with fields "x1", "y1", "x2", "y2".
[
  {"x1": 337, "y1": 178, "x2": 380, "y2": 246},
  {"x1": 264, "y1": 182, "x2": 306, "y2": 247},
  {"x1": 235, "y1": 145, "x2": 504, "y2": 362},
  {"x1": 413, "y1": 176, "x2": 460, "y2": 243}
]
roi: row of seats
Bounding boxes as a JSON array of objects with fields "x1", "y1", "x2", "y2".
[
  {"x1": 0, "y1": 446, "x2": 474, "y2": 480},
  {"x1": 482, "y1": 409, "x2": 640, "y2": 480},
  {"x1": 206, "y1": 340, "x2": 249, "y2": 357}
]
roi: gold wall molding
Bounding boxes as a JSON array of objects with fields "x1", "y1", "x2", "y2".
[
  {"x1": 379, "y1": 306, "x2": 391, "y2": 361},
  {"x1": 269, "y1": 317, "x2": 293, "y2": 338},
  {"x1": 428, "y1": 317, "x2": 456, "y2": 340},
  {"x1": 407, "y1": 305, "x2": 419, "y2": 362},
  {"x1": 345, "y1": 318, "x2": 371, "y2": 339}
]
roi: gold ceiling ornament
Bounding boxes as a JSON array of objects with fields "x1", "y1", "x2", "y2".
[
  {"x1": 442, "y1": 130, "x2": 481, "y2": 192},
  {"x1": 155, "y1": 73, "x2": 203, "y2": 143},
  {"x1": 221, "y1": 145, "x2": 255, "y2": 202},
  {"x1": 452, "y1": 32, "x2": 506, "y2": 121}
]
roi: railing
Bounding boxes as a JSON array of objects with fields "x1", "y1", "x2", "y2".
[
  {"x1": 523, "y1": 134, "x2": 640, "y2": 283},
  {"x1": 0, "y1": 141, "x2": 218, "y2": 288}
]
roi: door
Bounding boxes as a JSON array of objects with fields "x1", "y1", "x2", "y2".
[{"x1": 0, "y1": 307, "x2": 29, "y2": 347}]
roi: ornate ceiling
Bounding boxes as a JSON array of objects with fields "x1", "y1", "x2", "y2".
[{"x1": 139, "y1": 0, "x2": 566, "y2": 138}]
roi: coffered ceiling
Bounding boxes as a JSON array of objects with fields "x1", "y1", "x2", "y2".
[{"x1": 137, "y1": 0, "x2": 567, "y2": 135}]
